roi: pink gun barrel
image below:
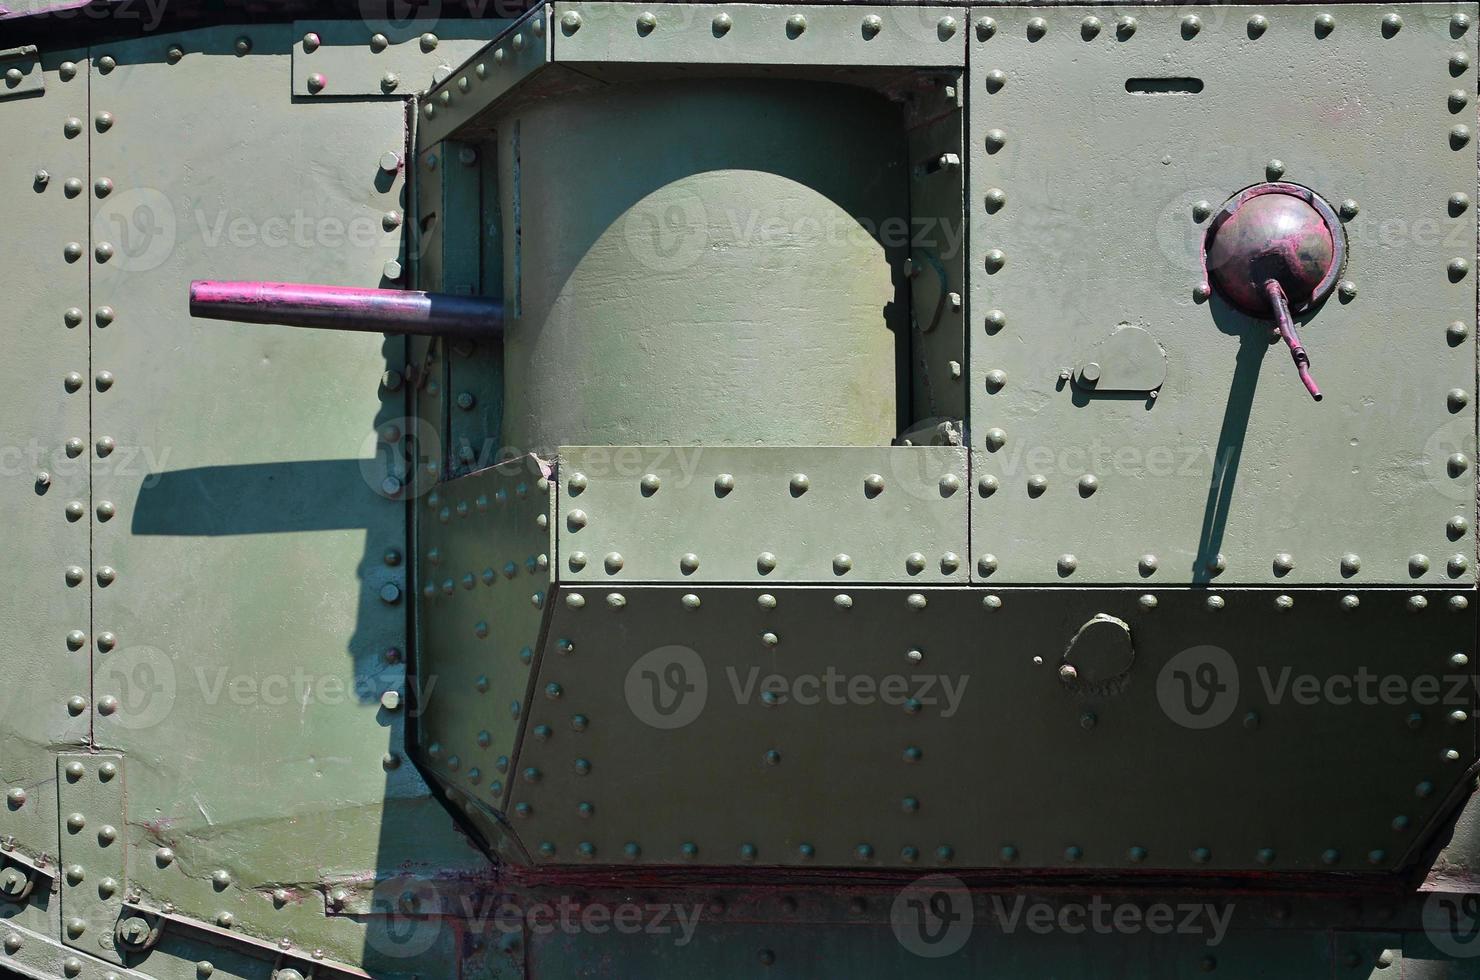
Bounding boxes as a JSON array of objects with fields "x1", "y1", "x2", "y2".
[{"x1": 189, "y1": 280, "x2": 503, "y2": 340}]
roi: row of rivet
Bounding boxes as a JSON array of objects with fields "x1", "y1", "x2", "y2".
[
  {"x1": 557, "y1": 9, "x2": 960, "y2": 41},
  {"x1": 974, "y1": 10, "x2": 1471, "y2": 43},
  {"x1": 422, "y1": 16, "x2": 545, "y2": 117},
  {"x1": 553, "y1": 589, "x2": 1468, "y2": 613},
  {"x1": 566, "y1": 470, "x2": 961, "y2": 498},
  {"x1": 301, "y1": 30, "x2": 442, "y2": 95},
  {"x1": 976, "y1": 547, "x2": 1471, "y2": 579},
  {"x1": 515, "y1": 837, "x2": 1398, "y2": 867}
]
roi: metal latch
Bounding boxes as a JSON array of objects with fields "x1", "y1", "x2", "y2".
[{"x1": 0, "y1": 45, "x2": 44, "y2": 100}]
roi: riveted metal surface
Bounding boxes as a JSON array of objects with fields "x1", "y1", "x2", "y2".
[
  {"x1": 84, "y1": 26, "x2": 485, "y2": 971},
  {"x1": 290, "y1": 20, "x2": 512, "y2": 98},
  {"x1": 56, "y1": 755, "x2": 124, "y2": 964},
  {"x1": 515, "y1": 586, "x2": 1472, "y2": 870},
  {"x1": 415, "y1": 457, "x2": 555, "y2": 820},
  {"x1": 430, "y1": 139, "x2": 506, "y2": 477},
  {"x1": 0, "y1": 48, "x2": 91, "y2": 888},
  {"x1": 905, "y1": 75, "x2": 968, "y2": 434},
  {"x1": 0, "y1": 918, "x2": 157, "y2": 980},
  {"x1": 550, "y1": 2, "x2": 967, "y2": 67},
  {"x1": 969, "y1": 4, "x2": 1479, "y2": 586},
  {"x1": 416, "y1": 5, "x2": 551, "y2": 149},
  {"x1": 0, "y1": 44, "x2": 44, "y2": 98},
  {"x1": 555, "y1": 447, "x2": 970, "y2": 583}
]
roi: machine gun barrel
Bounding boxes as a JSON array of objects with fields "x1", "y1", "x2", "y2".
[{"x1": 189, "y1": 280, "x2": 503, "y2": 340}]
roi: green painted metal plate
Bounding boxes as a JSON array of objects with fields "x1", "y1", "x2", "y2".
[
  {"x1": 550, "y1": 2, "x2": 969, "y2": 67},
  {"x1": 555, "y1": 447, "x2": 970, "y2": 584},
  {"x1": 0, "y1": 47, "x2": 92, "y2": 893},
  {"x1": 82, "y1": 25, "x2": 483, "y2": 971},
  {"x1": 513, "y1": 585, "x2": 1473, "y2": 871},
  {"x1": 415, "y1": 458, "x2": 555, "y2": 827},
  {"x1": 968, "y1": 4, "x2": 1479, "y2": 586},
  {"x1": 290, "y1": 20, "x2": 512, "y2": 98}
]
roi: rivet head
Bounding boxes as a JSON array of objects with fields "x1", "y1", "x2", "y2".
[
  {"x1": 712, "y1": 12, "x2": 732, "y2": 35},
  {"x1": 984, "y1": 369, "x2": 1007, "y2": 392},
  {"x1": 1247, "y1": 14, "x2": 1268, "y2": 36},
  {"x1": 1315, "y1": 13, "x2": 1336, "y2": 34},
  {"x1": 66, "y1": 812, "x2": 85, "y2": 832},
  {"x1": 94, "y1": 110, "x2": 114, "y2": 131},
  {"x1": 1448, "y1": 554, "x2": 1469, "y2": 576},
  {"x1": 789, "y1": 473, "x2": 809, "y2": 495},
  {"x1": 1449, "y1": 453, "x2": 1470, "y2": 475},
  {"x1": 1181, "y1": 14, "x2": 1202, "y2": 37},
  {"x1": 640, "y1": 473, "x2": 661, "y2": 495},
  {"x1": 862, "y1": 14, "x2": 882, "y2": 38},
  {"x1": 832, "y1": 554, "x2": 853, "y2": 574},
  {"x1": 1453, "y1": 52, "x2": 1472, "y2": 74},
  {"x1": 905, "y1": 552, "x2": 926, "y2": 575},
  {"x1": 978, "y1": 555, "x2": 998, "y2": 576},
  {"x1": 63, "y1": 241, "x2": 83, "y2": 262},
  {"x1": 786, "y1": 14, "x2": 807, "y2": 37},
  {"x1": 98, "y1": 695, "x2": 119, "y2": 715},
  {"x1": 1408, "y1": 595, "x2": 1430, "y2": 613},
  {"x1": 864, "y1": 473, "x2": 885, "y2": 497},
  {"x1": 1026, "y1": 16, "x2": 1047, "y2": 40},
  {"x1": 65, "y1": 501, "x2": 84, "y2": 521},
  {"x1": 1382, "y1": 13, "x2": 1403, "y2": 35},
  {"x1": 984, "y1": 129, "x2": 1007, "y2": 153},
  {"x1": 1027, "y1": 474, "x2": 1048, "y2": 495},
  {"x1": 603, "y1": 552, "x2": 624, "y2": 574},
  {"x1": 757, "y1": 552, "x2": 778, "y2": 574},
  {"x1": 67, "y1": 695, "x2": 87, "y2": 714},
  {"x1": 1117, "y1": 15, "x2": 1137, "y2": 38},
  {"x1": 559, "y1": 10, "x2": 583, "y2": 32},
  {"x1": 306, "y1": 72, "x2": 327, "y2": 94},
  {"x1": 95, "y1": 242, "x2": 115, "y2": 262},
  {"x1": 1265, "y1": 159, "x2": 1286, "y2": 179},
  {"x1": 1082, "y1": 16, "x2": 1102, "y2": 39},
  {"x1": 1077, "y1": 474, "x2": 1098, "y2": 495},
  {"x1": 1454, "y1": 12, "x2": 1473, "y2": 33},
  {"x1": 1273, "y1": 553, "x2": 1294, "y2": 575},
  {"x1": 937, "y1": 16, "x2": 957, "y2": 40},
  {"x1": 1206, "y1": 595, "x2": 1225, "y2": 611},
  {"x1": 1451, "y1": 257, "x2": 1473, "y2": 280},
  {"x1": 5, "y1": 788, "x2": 24, "y2": 807},
  {"x1": 1057, "y1": 554, "x2": 1077, "y2": 576}
]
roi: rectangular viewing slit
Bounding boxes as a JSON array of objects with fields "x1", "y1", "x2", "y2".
[{"x1": 1125, "y1": 77, "x2": 1204, "y2": 94}]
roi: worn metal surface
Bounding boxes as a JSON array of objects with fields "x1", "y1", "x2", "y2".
[
  {"x1": 549, "y1": 2, "x2": 969, "y2": 67},
  {"x1": 290, "y1": 19, "x2": 510, "y2": 98},
  {"x1": 904, "y1": 73, "x2": 967, "y2": 435},
  {"x1": 515, "y1": 586, "x2": 1474, "y2": 870},
  {"x1": 81, "y1": 24, "x2": 483, "y2": 974},
  {"x1": 416, "y1": 5, "x2": 552, "y2": 149},
  {"x1": 555, "y1": 447, "x2": 970, "y2": 583},
  {"x1": 969, "y1": 3, "x2": 1479, "y2": 586},
  {"x1": 55, "y1": 755, "x2": 124, "y2": 964},
  {"x1": 0, "y1": 44, "x2": 43, "y2": 97},
  {"x1": 187, "y1": 280, "x2": 504, "y2": 340},
  {"x1": 415, "y1": 458, "x2": 554, "y2": 832},
  {"x1": 0, "y1": 49, "x2": 91, "y2": 946}
]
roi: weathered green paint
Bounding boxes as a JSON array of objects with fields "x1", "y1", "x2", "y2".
[
  {"x1": 968, "y1": 4, "x2": 1479, "y2": 586},
  {"x1": 515, "y1": 585, "x2": 1473, "y2": 870},
  {"x1": 415, "y1": 457, "x2": 554, "y2": 838},
  {"x1": 74, "y1": 24, "x2": 482, "y2": 974},
  {"x1": 0, "y1": 2, "x2": 1478, "y2": 977},
  {"x1": 554, "y1": 446, "x2": 969, "y2": 583},
  {"x1": 290, "y1": 20, "x2": 512, "y2": 98},
  {"x1": 0, "y1": 48, "x2": 92, "y2": 955}
]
